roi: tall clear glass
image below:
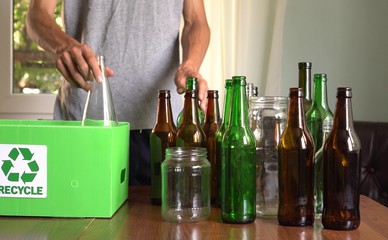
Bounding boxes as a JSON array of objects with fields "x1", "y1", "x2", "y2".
[
  {"x1": 249, "y1": 96, "x2": 288, "y2": 218},
  {"x1": 82, "y1": 56, "x2": 118, "y2": 127}
]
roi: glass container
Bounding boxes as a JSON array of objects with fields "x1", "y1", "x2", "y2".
[
  {"x1": 249, "y1": 96, "x2": 288, "y2": 218},
  {"x1": 161, "y1": 147, "x2": 210, "y2": 223},
  {"x1": 82, "y1": 55, "x2": 118, "y2": 127}
]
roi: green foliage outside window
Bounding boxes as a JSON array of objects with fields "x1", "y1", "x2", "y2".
[{"x1": 13, "y1": 0, "x2": 63, "y2": 94}]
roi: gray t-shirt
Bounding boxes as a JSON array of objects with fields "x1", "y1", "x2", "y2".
[{"x1": 54, "y1": 0, "x2": 183, "y2": 130}]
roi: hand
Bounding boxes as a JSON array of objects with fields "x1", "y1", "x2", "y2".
[
  {"x1": 55, "y1": 43, "x2": 114, "y2": 91},
  {"x1": 175, "y1": 61, "x2": 208, "y2": 112}
]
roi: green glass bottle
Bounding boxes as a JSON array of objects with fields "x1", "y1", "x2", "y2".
[
  {"x1": 298, "y1": 62, "x2": 312, "y2": 113},
  {"x1": 150, "y1": 90, "x2": 177, "y2": 205},
  {"x1": 216, "y1": 79, "x2": 233, "y2": 207},
  {"x1": 221, "y1": 76, "x2": 256, "y2": 223},
  {"x1": 278, "y1": 88, "x2": 314, "y2": 226},
  {"x1": 322, "y1": 87, "x2": 361, "y2": 230},
  {"x1": 313, "y1": 118, "x2": 332, "y2": 219},
  {"x1": 176, "y1": 77, "x2": 205, "y2": 128},
  {"x1": 306, "y1": 73, "x2": 334, "y2": 152},
  {"x1": 176, "y1": 81, "x2": 206, "y2": 148},
  {"x1": 202, "y1": 90, "x2": 221, "y2": 204}
]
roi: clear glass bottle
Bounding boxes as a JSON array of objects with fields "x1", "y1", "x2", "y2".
[
  {"x1": 161, "y1": 147, "x2": 211, "y2": 223},
  {"x1": 322, "y1": 87, "x2": 361, "y2": 230},
  {"x1": 176, "y1": 78, "x2": 205, "y2": 128},
  {"x1": 215, "y1": 79, "x2": 233, "y2": 207},
  {"x1": 249, "y1": 96, "x2": 288, "y2": 218},
  {"x1": 278, "y1": 88, "x2": 314, "y2": 226},
  {"x1": 221, "y1": 76, "x2": 256, "y2": 223},
  {"x1": 150, "y1": 90, "x2": 177, "y2": 205},
  {"x1": 306, "y1": 73, "x2": 334, "y2": 153},
  {"x1": 202, "y1": 90, "x2": 221, "y2": 203},
  {"x1": 82, "y1": 55, "x2": 118, "y2": 127},
  {"x1": 246, "y1": 82, "x2": 258, "y2": 104},
  {"x1": 298, "y1": 62, "x2": 312, "y2": 113},
  {"x1": 313, "y1": 118, "x2": 332, "y2": 220}
]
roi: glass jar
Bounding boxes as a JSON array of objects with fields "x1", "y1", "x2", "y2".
[
  {"x1": 249, "y1": 96, "x2": 288, "y2": 218},
  {"x1": 161, "y1": 147, "x2": 211, "y2": 223}
]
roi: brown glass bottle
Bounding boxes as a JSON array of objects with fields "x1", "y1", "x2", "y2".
[
  {"x1": 278, "y1": 87, "x2": 314, "y2": 226},
  {"x1": 150, "y1": 90, "x2": 177, "y2": 205},
  {"x1": 176, "y1": 88, "x2": 206, "y2": 148},
  {"x1": 298, "y1": 62, "x2": 312, "y2": 113},
  {"x1": 322, "y1": 87, "x2": 361, "y2": 230},
  {"x1": 202, "y1": 90, "x2": 221, "y2": 203}
]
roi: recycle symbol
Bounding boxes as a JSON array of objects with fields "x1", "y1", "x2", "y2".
[{"x1": 1, "y1": 147, "x2": 39, "y2": 184}]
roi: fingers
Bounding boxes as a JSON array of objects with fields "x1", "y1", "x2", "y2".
[
  {"x1": 55, "y1": 51, "x2": 92, "y2": 91},
  {"x1": 174, "y1": 64, "x2": 208, "y2": 112},
  {"x1": 196, "y1": 74, "x2": 208, "y2": 112},
  {"x1": 55, "y1": 44, "x2": 112, "y2": 91}
]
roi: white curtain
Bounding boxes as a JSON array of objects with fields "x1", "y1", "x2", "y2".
[{"x1": 200, "y1": 0, "x2": 288, "y2": 110}]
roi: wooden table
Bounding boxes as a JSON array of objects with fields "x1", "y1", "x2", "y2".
[{"x1": 1, "y1": 186, "x2": 387, "y2": 240}]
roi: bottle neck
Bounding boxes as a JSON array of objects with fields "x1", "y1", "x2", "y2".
[
  {"x1": 298, "y1": 65, "x2": 312, "y2": 101},
  {"x1": 181, "y1": 90, "x2": 201, "y2": 125},
  {"x1": 186, "y1": 77, "x2": 198, "y2": 91},
  {"x1": 313, "y1": 77, "x2": 330, "y2": 110},
  {"x1": 333, "y1": 96, "x2": 354, "y2": 130},
  {"x1": 287, "y1": 88, "x2": 307, "y2": 128},
  {"x1": 230, "y1": 81, "x2": 250, "y2": 127},
  {"x1": 221, "y1": 84, "x2": 233, "y2": 129},
  {"x1": 156, "y1": 93, "x2": 174, "y2": 125},
  {"x1": 205, "y1": 91, "x2": 220, "y2": 123}
]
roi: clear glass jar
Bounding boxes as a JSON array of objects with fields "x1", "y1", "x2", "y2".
[
  {"x1": 249, "y1": 96, "x2": 288, "y2": 218},
  {"x1": 161, "y1": 147, "x2": 211, "y2": 223}
]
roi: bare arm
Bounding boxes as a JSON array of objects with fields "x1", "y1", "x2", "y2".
[
  {"x1": 26, "y1": 0, "x2": 109, "y2": 90},
  {"x1": 175, "y1": 0, "x2": 211, "y2": 111}
]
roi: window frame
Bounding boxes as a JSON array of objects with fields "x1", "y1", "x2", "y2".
[{"x1": 0, "y1": 1, "x2": 56, "y2": 120}]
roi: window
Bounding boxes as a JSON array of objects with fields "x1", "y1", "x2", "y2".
[
  {"x1": 13, "y1": 0, "x2": 63, "y2": 95},
  {"x1": 0, "y1": 1, "x2": 56, "y2": 119}
]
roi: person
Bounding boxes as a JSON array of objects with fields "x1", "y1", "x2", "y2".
[{"x1": 26, "y1": 0, "x2": 210, "y2": 185}]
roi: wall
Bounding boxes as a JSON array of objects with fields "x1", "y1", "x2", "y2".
[{"x1": 281, "y1": 0, "x2": 388, "y2": 122}]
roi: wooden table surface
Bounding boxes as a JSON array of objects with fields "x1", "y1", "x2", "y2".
[{"x1": 0, "y1": 186, "x2": 387, "y2": 240}]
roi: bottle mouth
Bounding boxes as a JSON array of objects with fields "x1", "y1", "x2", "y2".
[
  {"x1": 298, "y1": 62, "x2": 312, "y2": 69},
  {"x1": 289, "y1": 88, "x2": 304, "y2": 98},
  {"x1": 232, "y1": 76, "x2": 247, "y2": 86},
  {"x1": 166, "y1": 147, "x2": 207, "y2": 160},
  {"x1": 336, "y1": 87, "x2": 352, "y2": 98}
]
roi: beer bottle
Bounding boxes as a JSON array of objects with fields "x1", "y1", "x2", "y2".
[
  {"x1": 216, "y1": 79, "x2": 233, "y2": 207},
  {"x1": 298, "y1": 62, "x2": 312, "y2": 113},
  {"x1": 322, "y1": 87, "x2": 361, "y2": 230},
  {"x1": 221, "y1": 76, "x2": 256, "y2": 223},
  {"x1": 150, "y1": 90, "x2": 177, "y2": 205},
  {"x1": 176, "y1": 77, "x2": 205, "y2": 128},
  {"x1": 176, "y1": 81, "x2": 206, "y2": 148},
  {"x1": 306, "y1": 73, "x2": 334, "y2": 153},
  {"x1": 202, "y1": 90, "x2": 221, "y2": 204},
  {"x1": 278, "y1": 88, "x2": 314, "y2": 226}
]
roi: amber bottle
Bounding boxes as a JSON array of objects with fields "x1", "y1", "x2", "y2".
[
  {"x1": 176, "y1": 86, "x2": 206, "y2": 148},
  {"x1": 278, "y1": 88, "x2": 314, "y2": 226},
  {"x1": 202, "y1": 90, "x2": 221, "y2": 203},
  {"x1": 322, "y1": 87, "x2": 361, "y2": 230},
  {"x1": 176, "y1": 78, "x2": 205, "y2": 128},
  {"x1": 150, "y1": 90, "x2": 177, "y2": 205}
]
